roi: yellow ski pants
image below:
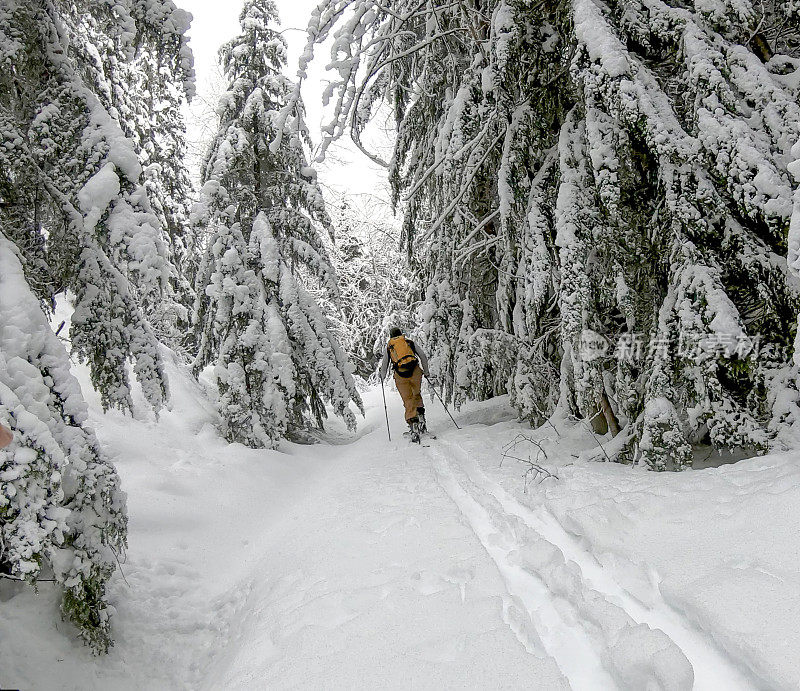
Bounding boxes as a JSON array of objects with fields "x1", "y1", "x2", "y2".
[{"x1": 394, "y1": 366, "x2": 423, "y2": 422}]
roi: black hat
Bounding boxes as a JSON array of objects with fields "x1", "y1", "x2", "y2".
[{"x1": 389, "y1": 327, "x2": 402, "y2": 338}]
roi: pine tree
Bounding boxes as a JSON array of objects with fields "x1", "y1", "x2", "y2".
[
  {"x1": 0, "y1": 0, "x2": 171, "y2": 414},
  {"x1": 81, "y1": 0, "x2": 198, "y2": 352},
  {"x1": 324, "y1": 199, "x2": 415, "y2": 378},
  {"x1": 292, "y1": 0, "x2": 800, "y2": 468},
  {"x1": 0, "y1": 237, "x2": 126, "y2": 653},
  {"x1": 192, "y1": 0, "x2": 363, "y2": 447}
]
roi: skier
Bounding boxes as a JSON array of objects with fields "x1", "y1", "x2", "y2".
[
  {"x1": 0, "y1": 423, "x2": 12, "y2": 449},
  {"x1": 379, "y1": 327, "x2": 432, "y2": 442}
]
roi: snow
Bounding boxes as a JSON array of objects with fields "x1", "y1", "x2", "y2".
[
  {"x1": 84, "y1": 104, "x2": 143, "y2": 183},
  {"x1": 3, "y1": 361, "x2": 800, "y2": 688},
  {"x1": 77, "y1": 163, "x2": 121, "y2": 232},
  {"x1": 299, "y1": 165, "x2": 317, "y2": 180},
  {"x1": 572, "y1": 0, "x2": 630, "y2": 78},
  {"x1": 789, "y1": 139, "x2": 800, "y2": 282},
  {"x1": 491, "y1": 1, "x2": 515, "y2": 70}
]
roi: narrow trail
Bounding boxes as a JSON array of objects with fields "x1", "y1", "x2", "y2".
[{"x1": 202, "y1": 396, "x2": 571, "y2": 689}]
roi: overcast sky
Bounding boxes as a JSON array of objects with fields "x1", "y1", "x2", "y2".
[{"x1": 179, "y1": 0, "x2": 394, "y2": 215}]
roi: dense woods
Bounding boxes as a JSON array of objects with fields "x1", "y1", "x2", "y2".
[
  {"x1": 4, "y1": 0, "x2": 800, "y2": 654},
  {"x1": 289, "y1": 0, "x2": 800, "y2": 469}
]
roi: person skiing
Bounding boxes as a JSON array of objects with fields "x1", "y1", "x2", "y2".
[{"x1": 379, "y1": 327, "x2": 431, "y2": 442}]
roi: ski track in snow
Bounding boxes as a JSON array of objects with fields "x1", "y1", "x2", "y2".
[
  {"x1": 427, "y1": 437, "x2": 762, "y2": 691},
  {"x1": 428, "y1": 444, "x2": 619, "y2": 690}
]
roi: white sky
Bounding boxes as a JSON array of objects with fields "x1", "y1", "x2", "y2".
[{"x1": 178, "y1": 0, "x2": 395, "y2": 217}]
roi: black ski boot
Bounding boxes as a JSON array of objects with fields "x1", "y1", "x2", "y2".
[
  {"x1": 408, "y1": 416, "x2": 421, "y2": 443},
  {"x1": 417, "y1": 407, "x2": 427, "y2": 434}
]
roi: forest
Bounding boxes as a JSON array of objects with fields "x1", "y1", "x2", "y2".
[{"x1": 2, "y1": 0, "x2": 800, "y2": 686}]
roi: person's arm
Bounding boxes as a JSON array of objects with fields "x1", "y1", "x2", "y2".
[
  {"x1": 416, "y1": 345, "x2": 431, "y2": 378},
  {"x1": 0, "y1": 423, "x2": 13, "y2": 450},
  {"x1": 378, "y1": 350, "x2": 389, "y2": 380}
]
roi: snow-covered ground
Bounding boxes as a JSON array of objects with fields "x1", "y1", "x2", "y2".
[{"x1": 2, "y1": 356, "x2": 798, "y2": 689}]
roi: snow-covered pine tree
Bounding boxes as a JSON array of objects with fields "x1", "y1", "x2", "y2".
[
  {"x1": 84, "y1": 0, "x2": 198, "y2": 351},
  {"x1": 290, "y1": 0, "x2": 800, "y2": 468},
  {"x1": 192, "y1": 0, "x2": 363, "y2": 447},
  {"x1": 324, "y1": 199, "x2": 415, "y2": 378},
  {"x1": 0, "y1": 0, "x2": 170, "y2": 414},
  {"x1": 0, "y1": 236, "x2": 127, "y2": 653}
]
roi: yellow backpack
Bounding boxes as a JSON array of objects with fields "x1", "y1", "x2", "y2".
[{"x1": 388, "y1": 335, "x2": 418, "y2": 372}]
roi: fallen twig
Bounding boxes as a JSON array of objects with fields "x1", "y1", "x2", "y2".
[{"x1": 501, "y1": 433, "x2": 559, "y2": 492}]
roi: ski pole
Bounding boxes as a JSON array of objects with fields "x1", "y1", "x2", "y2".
[
  {"x1": 429, "y1": 379, "x2": 460, "y2": 430},
  {"x1": 380, "y1": 376, "x2": 391, "y2": 441}
]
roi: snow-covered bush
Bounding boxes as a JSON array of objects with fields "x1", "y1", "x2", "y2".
[{"x1": 0, "y1": 237, "x2": 127, "y2": 653}]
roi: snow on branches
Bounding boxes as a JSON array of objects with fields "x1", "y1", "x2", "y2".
[
  {"x1": 0, "y1": 0, "x2": 202, "y2": 652},
  {"x1": 0, "y1": 0, "x2": 178, "y2": 414}
]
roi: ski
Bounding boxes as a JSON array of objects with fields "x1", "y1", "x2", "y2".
[
  {"x1": 406, "y1": 433, "x2": 435, "y2": 446},
  {"x1": 402, "y1": 434, "x2": 429, "y2": 447}
]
